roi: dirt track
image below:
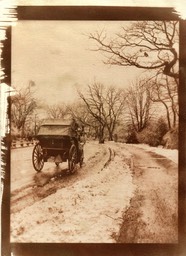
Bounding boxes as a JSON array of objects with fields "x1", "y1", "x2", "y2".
[
  {"x1": 11, "y1": 141, "x2": 178, "y2": 243},
  {"x1": 117, "y1": 144, "x2": 178, "y2": 243}
]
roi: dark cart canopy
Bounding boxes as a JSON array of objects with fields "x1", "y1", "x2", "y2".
[{"x1": 37, "y1": 119, "x2": 72, "y2": 136}]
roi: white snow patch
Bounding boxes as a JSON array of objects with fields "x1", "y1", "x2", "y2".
[
  {"x1": 11, "y1": 142, "x2": 136, "y2": 243},
  {"x1": 133, "y1": 144, "x2": 178, "y2": 164}
]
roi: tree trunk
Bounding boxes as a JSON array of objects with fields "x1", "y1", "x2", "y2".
[
  {"x1": 98, "y1": 125, "x2": 105, "y2": 144},
  {"x1": 165, "y1": 107, "x2": 171, "y2": 130},
  {"x1": 172, "y1": 105, "x2": 177, "y2": 128},
  {"x1": 108, "y1": 131, "x2": 113, "y2": 141}
]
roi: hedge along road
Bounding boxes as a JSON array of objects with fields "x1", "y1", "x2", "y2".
[{"x1": 10, "y1": 141, "x2": 178, "y2": 243}]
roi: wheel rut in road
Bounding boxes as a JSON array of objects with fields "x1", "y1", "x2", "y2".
[
  {"x1": 11, "y1": 145, "x2": 112, "y2": 214},
  {"x1": 11, "y1": 142, "x2": 135, "y2": 243},
  {"x1": 116, "y1": 144, "x2": 178, "y2": 243},
  {"x1": 11, "y1": 142, "x2": 177, "y2": 243}
]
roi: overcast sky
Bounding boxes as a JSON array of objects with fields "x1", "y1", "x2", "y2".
[{"x1": 12, "y1": 20, "x2": 143, "y2": 105}]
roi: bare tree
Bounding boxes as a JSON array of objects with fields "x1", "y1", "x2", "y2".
[
  {"x1": 78, "y1": 83, "x2": 105, "y2": 143},
  {"x1": 46, "y1": 104, "x2": 68, "y2": 119},
  {"x1": 67, "y1": 102, "x2": 100, "y2": 139},
  {"x1": 11, "y1": 85, "x2": 37, "y2": 137},
  {"x1": 78, "y1": 82, "x2": 125, "y2": 142},
  {"x1": 89, "y1": 21, "x2": 179, "y2": 80},
  {"x1": 67, "y1": 101, "x2": 90, "y2": 125},
  {"x1": 126, "y1": 79, "x2": 153, "y2": 132},
  {"x1": 104, "y1": 86, "x2": 125, "y2": 140},
  {"x1": 149, "y1": 74, "x2": 178, "y2": 129}
]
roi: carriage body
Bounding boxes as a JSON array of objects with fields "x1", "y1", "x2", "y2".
[{"x1": 32, "y1": 119, "x2": 84, "y2": 173}]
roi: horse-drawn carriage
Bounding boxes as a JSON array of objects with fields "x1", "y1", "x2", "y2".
[{"x1": 32, "y1": 119, "x2": 85, "y2": 174}]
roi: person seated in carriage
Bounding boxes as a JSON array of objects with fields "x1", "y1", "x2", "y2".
[
  {"x1": 70, "y1": 118, "x2": 79, "y2": 137},
  {"x1": 70, "y1": 119, "x2": 86, "y2": 141},
  {"x1": 70, "y1": 118, "x2": 86, "y2": 146}
]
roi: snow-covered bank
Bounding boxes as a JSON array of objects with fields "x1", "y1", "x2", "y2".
[
  {"x1": 11, "y1": 142, "x2": 136, "y2": 243},
  {"x1": 132, "y1": 144, "x2": 178, "y2": 164},
  {"x1": 11, "y1": 141, "x2": 178, "y2": 243}
]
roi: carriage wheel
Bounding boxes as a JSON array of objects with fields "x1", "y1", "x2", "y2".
[
  {"x1": 68, "y1": 144, "x2": 77, "y2": 174},
  {"x1": 32, "y1": 143, "x2": 44, "y2": 172}
]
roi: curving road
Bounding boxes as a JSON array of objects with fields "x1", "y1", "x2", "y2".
[{"x1": 11, "y1": 141, "x2": 178, "y2": 243}]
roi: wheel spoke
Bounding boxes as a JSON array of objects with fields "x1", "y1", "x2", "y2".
[
  {"x1": 68, "y1": 144, "x2": 77, "y2": 174},
  {"x1": 32, "y1": 143, "x2": 44, "y2": 172}
]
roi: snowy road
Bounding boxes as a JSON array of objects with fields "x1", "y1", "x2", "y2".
[
  {"x1": 11, "y1": 146, "x2": 35, "y2": 191},
  {"x1": 117, "y1": 144, "x2": 178, "y2": 243},
  {"x1": 11, "y1": 141, "x2": 178, "y2": 243}
]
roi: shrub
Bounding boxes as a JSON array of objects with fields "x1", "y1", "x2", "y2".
[
  {"x1": 162, "y1": 127, "x2": 178, "y2": 149},
  {"x1": 157, "y1": 117, "x2": 169, "y2": 141},
  {"x1": 137, "y1": 118, "x2": 168, "y2": 147},
  {"x1": 137, "y1": 128, "x2": 159, "y2": 146},
  {"x1": 126, "y1": 130, "x2": 139, "y2": 144}
]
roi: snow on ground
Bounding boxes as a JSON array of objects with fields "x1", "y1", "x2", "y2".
[
  {"x1": 11, "y1": 141, "x2": 178, "y2": 243},
  {"x1": 11, "y1": 142, "x2": 136, "y2": 243},
  {"x1": 133, "y1": 144, "x2": 178, "y2": 164}
]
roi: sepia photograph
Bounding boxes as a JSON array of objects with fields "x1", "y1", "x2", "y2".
[{"x1": 9, "y1": 18, "x2": 179, "y2": 244}]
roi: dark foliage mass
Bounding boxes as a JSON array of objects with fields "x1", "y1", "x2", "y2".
[{"x1": 136, "y1": 117, "x2": 168, "y2": 147}]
